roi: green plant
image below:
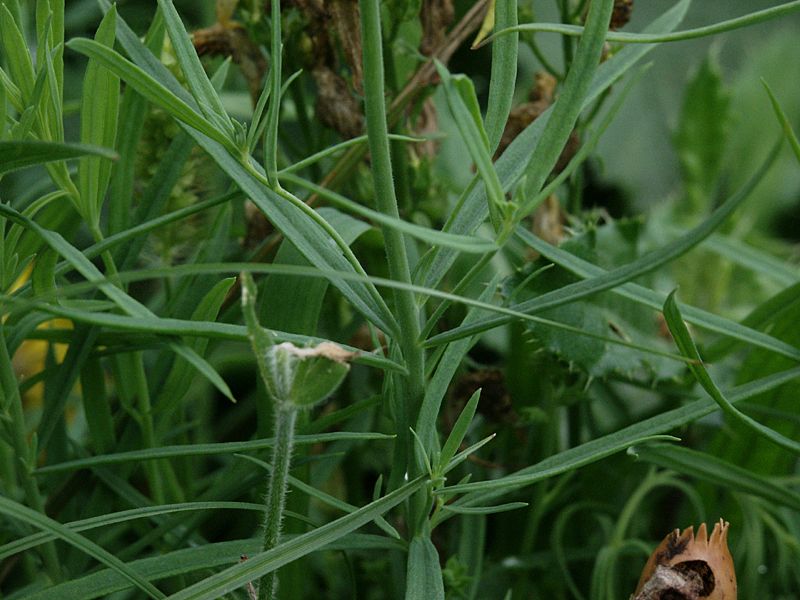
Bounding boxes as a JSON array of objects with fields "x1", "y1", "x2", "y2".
[{"x1": 1, "y1": 0, "x2": 800, "y2": 598}]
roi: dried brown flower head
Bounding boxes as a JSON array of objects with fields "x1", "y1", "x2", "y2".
[{"x1": 633, "y1": 519, "x2": 736, "y2": 600}]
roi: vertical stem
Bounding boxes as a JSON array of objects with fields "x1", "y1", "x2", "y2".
[
  {"x1": 359, "y1": 0, "x2": 425, "y2": 490},
  {"x1": 258, "y1": 406, "x2": 298, "y2": 600},
  {"x1": 0, "y1": 327, "x2": 62, "y2": 582}
]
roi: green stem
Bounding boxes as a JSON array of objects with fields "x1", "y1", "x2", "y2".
[
  {"x1": 258, "y1": 406, "x2": 298, "y2": 600},
  {"x1": 359, "y1": 0, "x2": 426, "y2": 490},
  {"x1": 0, "y1": 327, "x2": 62, "y2": 582}
]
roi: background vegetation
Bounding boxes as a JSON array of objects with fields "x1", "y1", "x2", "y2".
[{"x1": 1, "y1": 0, "x2": 800, "y2": 598}]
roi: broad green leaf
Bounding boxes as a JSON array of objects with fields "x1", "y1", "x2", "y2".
[
  {"x1": 674, "y1": 51, "x2": 731, "y2": 215},
  {"x1": 259, "y1": 208, "x2": 370, "y2": 335},
  {"x1": 164, "y1": 476, "x2": 427, "y2": 600},
  {"x1": 405, "y1": 535, "x2": 445, "y2": 600},
  {"x1": 77, "y1": 7, "x2": 120, "y2": 228},
  {"x1": 0, "y1": 74, "x2": 7, "y2": 141},
  {"x1": 0, "y1": 495, "x2": 165, "y2": 599},
  {"x1": 662, "y1": 290, "x2": 800, "y2": 454},
  {"x1": 0, "y1": 140, "x2": 116, "y2": 175}
]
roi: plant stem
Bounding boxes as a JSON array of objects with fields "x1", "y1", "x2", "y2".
[
  {"x1": 0, "y1": 327, "x2": 62, "y2": 582},
  {"x1": 359, "y1": 0, "x2": 426, "y2": 491},
  {"x1": 258, "y1": 406, "x2": 298, "y2": 600}
]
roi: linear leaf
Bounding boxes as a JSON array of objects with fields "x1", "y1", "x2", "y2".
[
  {"x1": 487, "y1": 2, "x2": 800, "y2": 45},
  {"x1": 635, "y1": 444, "x2": 800, "y2": 511},
  {"x1": 34, "y1": 432, "x2": 395, "y2": 474},
  {"x1": 440, "y1": 366, "x2": 800, "y2": 504},
  {"x1": 0, "y1": 140, "x2": 116, "y2": 175},
  {"x1": 424, "y1": 141, "x2": 780, "y2": 347},
  {"x1": 662, "y1": 290, "x2": 800, "y2": 454},
  {"x1": 164, "y1": 476, "x2": 427, "y2": 600},
  {"x1": 66, "y1": 38, "x2": 237, "y2": 154},
  {"x1": 418, "y1": 0, "x2": 691, "y2": 294},
  {"x1": 0, "y1": 495, "x2": 165, "y2": 599},
  {"x1": 405, "y1": 535, "x2": 445, "y2": 600}
]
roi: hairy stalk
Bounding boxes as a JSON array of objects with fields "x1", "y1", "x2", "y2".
[
  {"x1": 359, "y1": 0, "x2": 425, "y2": 495},
  {"x1": 258, "y1": 406, "x2": 298, "y2": 600}
]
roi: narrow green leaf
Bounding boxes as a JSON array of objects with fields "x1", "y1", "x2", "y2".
[
  {"x1": 762, "y1": 78, "x2": 800, "y2": 165},
  {"x1": 156, "y1": 0, "x2": 234, "y2": 137},
  {"x1": 66, "y1": 38, "x2": 237, "y2": 154},
  {"x1": 484, "y1": 0, "x2": 518, "y2": 153},
  {"x1": 425, "y1": 140, "x2": 781, "y2": 347},
  {"x1": 167, "y1": 341, "x2": 235, "y2": 402},
  {"x1": 405, "y1": 535, "x2": 445, "y2": 600},
  {"x1": 487, "y1": 1, "x2": 800, "y2": 46},
  {"x1": 635, "y1": 444, "x2": 800, "y2": 511},
  {"x1": 662, "y1": 290, "x2": 800, "y2": 455},
  {"x1": 418, "y1": 0, "x2": 691, "y2": 294},
  {"x1": 101, "y1": 4, "x2": 398, "y2": 334},
  {"x1": 164, "y1": 477, "x2": 427, "y2": 600},
  {"x1": 442, "y1": 502, "x2": 528, "y2": 515},
  {"x1": 282, "y1": 173, "x2": 497, "y2": 254},
  {"x1": 0, "y1": 495, "x2": 165, "y2": 599},
  {"x1": 159, "y1": 277, "x2": 236, "y2": 407},
  {"x1": 434, "y1": 367, "x2": 800, "y2": 513},
  {"x1": 515, "y1": 228, "x2": 800, "y2": 362},
  {"x1": 77, "y1": 6, "x2": 119, "y2": 227},
  {"x1": 0, "y1": 501, "x2": 265, "y2": 560},
  {"x1": 0, "y1": 5, "x2": 35, "y2": 101},
  {"x1": 0, "y1": 140, "x2": 116, "y2": 175},
  {"x1": 439, "y1": 389, "x2": 481, "y2": 473},
  {"x1": 437, "y1": 61, "x2": 506, "y2": 230},
  {"x1": 34, "y1": 432, "x2": 394, "y2": 474}
]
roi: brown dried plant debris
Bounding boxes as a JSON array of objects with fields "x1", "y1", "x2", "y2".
[
  {"x1": 494, "y1": 72, "x2": 579, "y2": 172},
  {"x1": 193, "y1": 4, "x2": 267, "y2": 105},
  {"x1": 611, "y1": 0, "x2": 634, "y2": 30},
  {"x1": 421, "y1": 0, "x2": 455, "y2": 57},
  {"x1": 633, "y1": 519, "x2": 737, "y2": 600}
]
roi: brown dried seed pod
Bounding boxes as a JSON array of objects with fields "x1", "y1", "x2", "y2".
[{"x1": 633, "y1": 519, "x2": 736, "y2": 600}]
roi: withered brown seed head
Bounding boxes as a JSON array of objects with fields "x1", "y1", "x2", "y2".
[{"x1": 634, "y1": 519, "x2": 736, "y2": 600}]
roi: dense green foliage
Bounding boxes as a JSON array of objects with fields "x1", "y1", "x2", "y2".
[{"x1": 1, "y1": 0, "x2": 800, "y2": 598}]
